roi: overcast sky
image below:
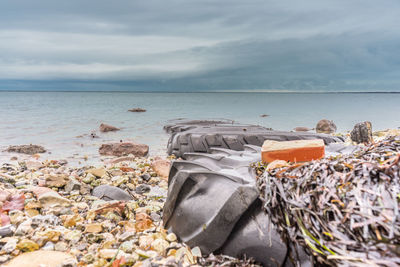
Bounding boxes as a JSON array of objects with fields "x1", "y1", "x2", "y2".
[{"x1": 1, "y1": 0, "x2": 400, "y2": 91}]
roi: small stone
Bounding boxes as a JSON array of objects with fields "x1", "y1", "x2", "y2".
[
  {"x1": 15, "y1": 181, "x2": 27, "y2": 187},
  {"x1": 42, "y1": 241, "x2": 55, "y2": 251},
  {"x1": 191, "y1": 246, "x2": 202, "y2": 257},
  {"x1": 120, "y1": 240, "x2": 134, "y2": 253},
  {"x1": 0, "y1": 225, "x2": 14, "y2": 237},
  {"x1": 2, "y1": 238, "x2": 17, "y2": 253},
  {"x1": 0, "y1": 255, "x2": 9, "y2": 263},
  {"x1": 112, "y1": 176, "x2": 129, "y2": 187},
  {"x1": 135, "y1": 184, "x2": 151, "y2": 194},
  {"x1": 99, "y1": 248, "x2": 120, "y2": 259},
  {"x1": 15, "y1": 220, "x2": 33, "y2": 236},
  {"x1": 82, "y1": 253, "x2": 95, "y2": 264},
  {"x1": 65, "y1": 179, "x2": 81, "y2": 193},
  {"x1": 31, "y1": 214, "x2": 60, "y2": 226},
  {"x1": 139, "y1": 235, "x2": 154, "y2": 250},
  {"x1": 86, "y1": 168, "x2": 106, "y2": 178},
  {"x1": 151, "y1": 159, "x2": 170, "y2": 179},
  {"x1": 85, "y1": 223, "x2": 103, "y2": 233},
  {"x1": 45, "y1": 174, "x2": 69, "y2": 188},
  {"x1": 55, "y1": 241, "x2": 69, "y2": 252},
  {"x1": 25, "y1": 209, "x2": 39, "y2": 217},
  {"x1": 92, "y1": 185, "x2": 133, "y2": 201},
  {"x1": 151, "y1": 238, "x2": 169, "y2": 254},
  {"x1": 25, "y1": 160, "x2": 43, "y2": 170},
  {"x1": 166, "y1": 233, "x2": 177, "y2": 242},
  {"x1": 140, "y1": 173, "x2": 151, "y2": 181},
  {"x1": 16, "y1": 239, "x2": 39, "y2": 252},
  {"x1": 9, "y1": 210, "x2": 25, "y2": 225},
  {"x1": 82, "y1": 173, "x2": 96, "y2": 184},
  {"x1": 38, "y1": 191, "x2": 71, "y2": 208},
  {"x1": 118, "y1": 231, "x2": 135, "y2": 242},
  {"x1": 64, "y1": 230, "x2": 82, "y2": 244}
]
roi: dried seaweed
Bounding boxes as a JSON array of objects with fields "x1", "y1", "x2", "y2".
[{"x1": 257, "y1": 136, "x2": 400, "y2": 267}]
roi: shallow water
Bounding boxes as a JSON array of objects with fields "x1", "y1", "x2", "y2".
[{"x1": 0, "y1": 92, "x2": 399, "y2": 165}]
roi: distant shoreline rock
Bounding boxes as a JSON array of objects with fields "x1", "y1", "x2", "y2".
[
  {"x1": 128, "y1": 108, "x2": 146, "y2": 112},
  {"x1": 99, "y1": 123, "x2": 120, "y2": 133},
  {"x1": 5, "y1": 145, "x2": 46, "y2": 155},
  {"x1": 99, "y1": 142, "x2": 149, "y2": 157},
  {"x1": 316, "y1": 119, "x2": 337, "y2": 134}
]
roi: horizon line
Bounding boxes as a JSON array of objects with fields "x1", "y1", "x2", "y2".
[{"x1": 0, "y1": 90, "x2": 400, "y2": 94}]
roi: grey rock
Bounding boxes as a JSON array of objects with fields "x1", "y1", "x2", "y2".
[
  {"x1": 140, "y1": 173, "x2": 151, "y2": 181},
  {"x1": 0, "y1": 225, "x2": 14, "y2": 237},
  {"x1": 15, "y1": 181, "x2": 27, "y2": 187},
  {"x1": 65, "y1": 179, "x2": 81, "y2": 193},
  {"x1": 351, "y1": 121, "x2": 373, "y2": 144},
  {"x1": 150, "y1": 212, "x2": 161, "y2": 222},
  {"x1": 92, "y1": 185, "x2": 133, "y2": 201},
  {"x1": 42, "y1": 241, "x2": 55, "y2": 251},
  {"x1": 135, "y1": 184, "x2": 151, "y2": 194}
]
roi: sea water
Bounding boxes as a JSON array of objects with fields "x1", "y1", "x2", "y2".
[{"x1": 0, "y1": 91, "x2": 399, "y2": 165}]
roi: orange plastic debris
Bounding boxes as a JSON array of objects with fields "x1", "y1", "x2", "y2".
[{"x1": 262, "y1": 139, "x2": 325, "y2": 163}]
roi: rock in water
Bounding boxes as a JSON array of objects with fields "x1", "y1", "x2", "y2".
[
  {"x1": 6, "y1": 145, "x2": 46, "y2": 155},
  {"x1": 350, "y1": 121, "x2": 373, "y2": 144},
  {"x1": 293, "y1": 127, "x2": 312, "y2": 132},
  {"x1": 92, "y1": 185, "x2": 133, "y2": 201},
  {"x1": 315, "y1": 119, "x2": 337, "y2": 134},
  {"x1": 128, "y1": 108, "x2": 146, "y2": 112},
  {"x1": 99, "y1": 123, "x2": 120, "y2": 132},
  {"x1": 99, "y1": 142, "x2": 149, "y2": 157}
]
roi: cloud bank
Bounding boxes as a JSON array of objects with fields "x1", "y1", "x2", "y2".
[{"x1": 1, "y1": 0, "x2": 400, "y2": 91}]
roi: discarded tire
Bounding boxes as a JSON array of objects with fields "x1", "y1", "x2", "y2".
[
  {"x1": 163, "y1": 145, "x2": 312, "y2": 266},
  {"x1": 165, "y1": 120, "x2": 344, "y2": 158},
  {"x1": 163, "y1": 118, "x2": 237, "y2": 134}
]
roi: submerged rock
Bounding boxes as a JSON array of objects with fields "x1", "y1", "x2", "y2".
[
  {"x1": 293, "y1": 127, "x2": 313, "y2": 132},
  {"x1": 5, "y1": 145, "x2": 46, "y2": 155},
  {"x1": 99, "y1": 123, "x2": 120, "y2": 133},
  {"x1": 99, "y1": 142, "x2": 149, "y2": 157},
  {"x1": 128, "y1": 108, "x2": 146, "y2": 112},
  {"x1": 315, "y1": 119, "x2": 337, "y2": 134}
]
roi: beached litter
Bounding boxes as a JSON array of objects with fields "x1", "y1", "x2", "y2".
[{"x1": 257, "y1": 135, "x2": 400, "y2": 266}]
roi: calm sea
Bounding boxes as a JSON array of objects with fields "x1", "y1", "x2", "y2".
[{"x1": 1, "y1": 92, "x2": 399, "y2": 165}]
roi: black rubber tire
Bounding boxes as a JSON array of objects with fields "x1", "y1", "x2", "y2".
[
  {"x1": 163, "y1": 118, "x2": 238, "y2": 134},
  {"x1": 166, "y1": 123, "x2": 344, "y2": 158},
  {"x1": 163, "y1": 145, "x2": 312, "y2": 266}
]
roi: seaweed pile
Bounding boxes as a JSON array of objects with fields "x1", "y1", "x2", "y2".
[{"x1": 257, "y1": 136, "x2": 400, "y2": 266}]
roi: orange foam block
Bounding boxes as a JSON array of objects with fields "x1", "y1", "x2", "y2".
[{"x1": 262, "y1": 139, "x2": 325, "y2": 163}]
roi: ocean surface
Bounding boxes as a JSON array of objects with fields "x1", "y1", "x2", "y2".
[{"x1": 1, "y1": 92, "x2": 399, "y2": 165}]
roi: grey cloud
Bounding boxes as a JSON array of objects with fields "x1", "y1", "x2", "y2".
[{"x1": 0, "y1": 0, "x2": 400, "y2": 91}]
